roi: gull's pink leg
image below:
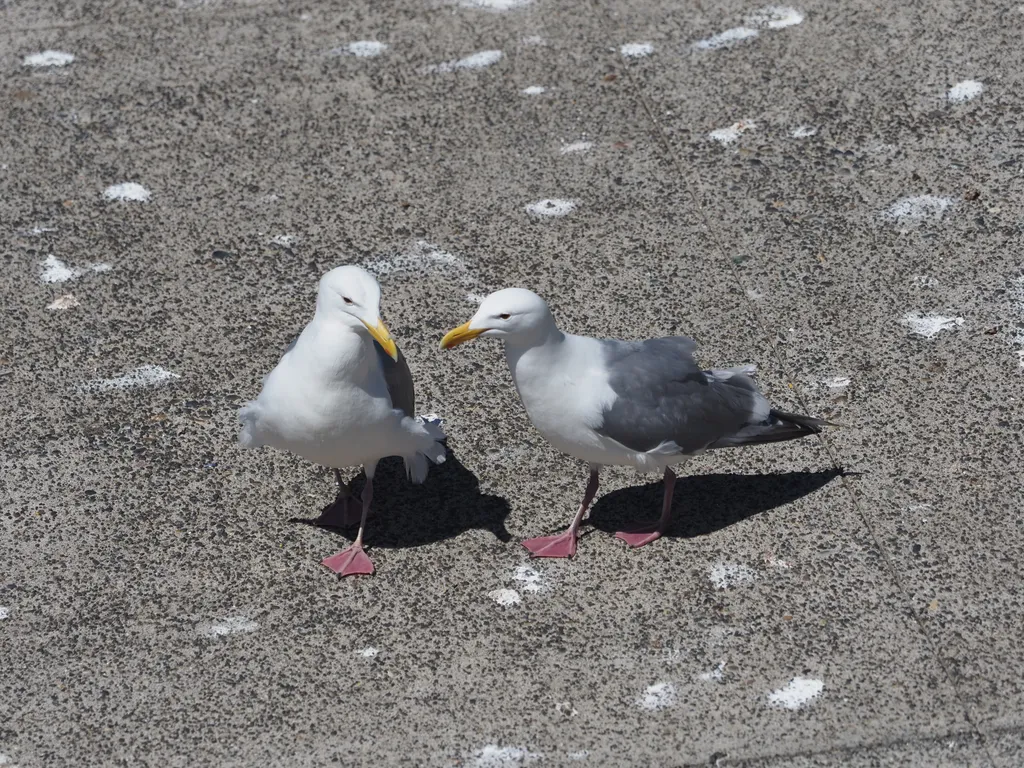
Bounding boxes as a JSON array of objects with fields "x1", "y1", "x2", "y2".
[
  {"x1": 322, "y1": 465, "x2": 376, "y2": 576},
  {"x1": 310, "y1": 469, "x2": 363, "y2": 528},
  {"x1": 616, "y1": 467, "x2": 676, "y2": 548},
  {"x1": 523, "y1": 469, "x2": 599, "y2": 559}
]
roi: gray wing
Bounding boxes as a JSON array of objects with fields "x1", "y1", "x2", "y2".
[
  {"x1": 595, "y1": 337, "x2": 765, "y2": 455},
  {"x1": 375, "y1": 342, "x2": 416, "y2": 417}
]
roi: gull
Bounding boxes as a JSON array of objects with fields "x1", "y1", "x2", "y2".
[
  {"x1": 239, "y1": 266, "x2": 446, "y2": 576},
  {"x1": 440, "y1": 288, "x2": 832, "y2": 558}
]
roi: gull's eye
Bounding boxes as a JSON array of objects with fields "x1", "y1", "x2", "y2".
[
  {"x1": 343, "y1": 297, "x2": 354, "y2": 305},
  {"x1": 498, "y1": 313, "x2": 511, "y2": 320}
]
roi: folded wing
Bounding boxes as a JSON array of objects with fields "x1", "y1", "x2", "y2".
[{"x1": 596, "y1": 337, "x2": 825, "y2": 456}]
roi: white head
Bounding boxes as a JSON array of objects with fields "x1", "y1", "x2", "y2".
[
  {"x1": 440, "y1": 288, "x2": 557, "y2": 349},
  {"x1": 316, "y1": 265, "x2": 398, "y2": 360}
]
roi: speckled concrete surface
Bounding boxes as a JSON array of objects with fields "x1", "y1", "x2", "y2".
[{"x1": 2, "y1": 1, "x2": 1021, "y2": 766}]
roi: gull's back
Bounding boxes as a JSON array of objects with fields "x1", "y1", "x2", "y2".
[{"x1": 595, "y1": 336, "x2": 826, "y2": 458}]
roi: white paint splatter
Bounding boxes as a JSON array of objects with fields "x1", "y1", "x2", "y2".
[
  {"x1": 521, "y1": 85, "x2": 547, "y2": 95},
  {"x1": 692, "y1": 27, "x2": 760, "y2": 51},
  {"x1": 555, "y1": 701, "x2": 578, "y2": 717},
  {"x1": 901, "y1": 312, "x2": 965, "y2": 339},
  {"x1": 698, "y1": 661, "x2": 726, "y2": 681},
  {"x1": 745, "y1": 6, "x2": 804, "y2": 29},
  {"x1": 79, "y1": 365, "x2": 181, "y2": 393},
  {"x1": 912, "y1": 275, "x2": 938, "y2": 288},
  {"x1": 560, "y1": 141, "x2": 593, "y2": 155},
  {"x1": 357, "y1": 647, "x2": 379, "y2": 658},
  {"x1": 199, "y1": 616, "x2": 259, "y2": 637},
  {"x1": 567, "y1": 752, "x2": 589, "y2": 761},
  {"x1": 621, "y1": 42, "x2": 654, "y2": 58},
  {"x1": 522, "y1": 35, "x2": 545, "y2": 46},
  {"x1": 24, "y1": 50, "x2": 75, "y2": 67},
  {"x1": 791, "y1": 125, "x2": 817, "y2": 138},
  {"x1": 637, "y1": 682, "x2": 676, "y2": 710},
  {"x1": 23, "y1": 226, "x2": 56, "y2": 235},
  {"x1": 40, "y1": 255, "x2": 80, "y2": 283},
  {"x1": 466, "y1": 293, "x2": 486, "y2": 304},
  {"x1": 488, "y1": 588, "x2": 521, "y2": 606},
  {"x1": 512, "y1": 565, "x2": 543, "y2": 592},
  {"x1": 270, "y1": 234, "x2": 300, "y2": 247},
  {"x1": 0, "y1": 607, "x2": 9, "y2": 620},
  {"x1": 882, "y1": 195, "x2": 952, "y2": 223},
  {"x1": 486, "y1": 445, "x2": 530, "y2": 463},
  {"x1": 332, "y1": 40, "x2": 387, "y2": 58},
  {"x1": 709, "y1": 562, "x2": 757, "y2": 589},
  {"x1": 652, "y1": 644, "x2": 687, "y2": 664},
  {"x1": 39, "y1": 257, "x2": 108, "y2": 284},
  {"x1": 424, "y1": 50, "x2": 503, "y2": 74},
  {"x1": 823, "y1": 376, "x2": 851, "y2": 390},
  {"x1": 362, "y1": 240, "x2": 465, "y2": 276},
  {"x1": 947, "y1": 80, "x2": 984, "y2": 103},
  {"x1": 763, "y1": 553, "x2": 793, "y2": 569},
  {"x1": 693, "y1": 7, "x2": 800, "y2": 51},
  {"x1": 47, "y1": 294, "x2": 80, "y2": 310},
  {"x1": 526, "y1": 199, "x2": 578, "y2": 218},
  {"x1": 461, "y1": 0, "x2": 532, "y2": 9},
  {"x1": 768, "y1": 677, "x2": 824, "y2": 709},
  {"x1": 709, "y1": 120, "x2": 756, "y2": 144},
  {"x1": 103, "y1": 182, "x2": 151, "y2": 202},
  {"x1": 473, "y1": 745, "x2": 541, "y2": 767}
]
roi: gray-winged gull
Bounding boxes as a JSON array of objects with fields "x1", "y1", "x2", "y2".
[
  {"x1": 239, "y1": 265, "x2": 446, "y2": 576},
  {"x1": 440, "y1": 288, "x2": 832, "y2": 558}
]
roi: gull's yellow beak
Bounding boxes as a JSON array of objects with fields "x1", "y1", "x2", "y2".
[
  {"x1": 364, "y1": 318, "x2": 399, "y2": 361},
  {"x1": 440, "y1": 321, "x2": 485, "y2": 350}
]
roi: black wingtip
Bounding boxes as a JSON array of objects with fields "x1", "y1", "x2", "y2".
[{"x1": 770, "y1": 408, "x2": 841, "y2": 432}]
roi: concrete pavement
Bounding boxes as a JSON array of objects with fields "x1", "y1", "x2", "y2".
[{"x1": 2, "y1": 0, "x2": 1022, "y2": 765}]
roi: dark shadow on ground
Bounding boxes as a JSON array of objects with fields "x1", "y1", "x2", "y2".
[
  {"x1": 290, "y1": 447, "x2": 511, "y2": 548},
  {"x1": 586, "y1": 468, "x2": 844, "y2": 538}
]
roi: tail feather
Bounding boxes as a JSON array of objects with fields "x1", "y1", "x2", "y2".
[
  {"x1": 402, "y1": 414, "x2": 447, "y2": 483},
  {"x1": 771, "y1": 408, "x2": 838, "y2": 431},
  {"x1": 708, "y1": 408, "x2": 836, "y2": 449},
  {"x1": 237, "y1": 402, "x2": 264, "y2": 448}
]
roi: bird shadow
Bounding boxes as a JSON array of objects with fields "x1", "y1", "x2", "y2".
[
  {"x1": 587, "y1": 468, "x2": 844, "y2": 538},
  {"x1": 289, "y1": 447, "x2": 512, "y2": 549}
]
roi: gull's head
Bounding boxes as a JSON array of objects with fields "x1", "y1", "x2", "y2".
[
  {"x1": 440, "y1": 288, "x2": 554, "y2": 349},
  {"x1": 317, "y1": 265, "x2": 398, "y2": 360}
]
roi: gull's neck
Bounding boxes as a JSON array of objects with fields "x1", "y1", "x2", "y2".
[
  {"x1": 503, "y1": 322, "x2": 568, "y2": 380},
  {"x1": 300, "y1": 312, "x2": 373, "y2": 376}
]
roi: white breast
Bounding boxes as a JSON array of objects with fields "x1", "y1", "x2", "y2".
[
  {"x1": 506, "y1": 334, "x2": 638, "y2": 466},
  {"x1": 250, "y1": 319, "x2": 401, "y2": 467}
]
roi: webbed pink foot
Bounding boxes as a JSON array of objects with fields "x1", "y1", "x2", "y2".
[
  {"x1": 321, "y1": 544, "x2": 375, "y2": 576},
  {"x1": 615, "y1": 524, "x2": 665, "y2": 548},
  {"x1": 522, "y1": 529, "x2": 578, "y2": 558}
]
